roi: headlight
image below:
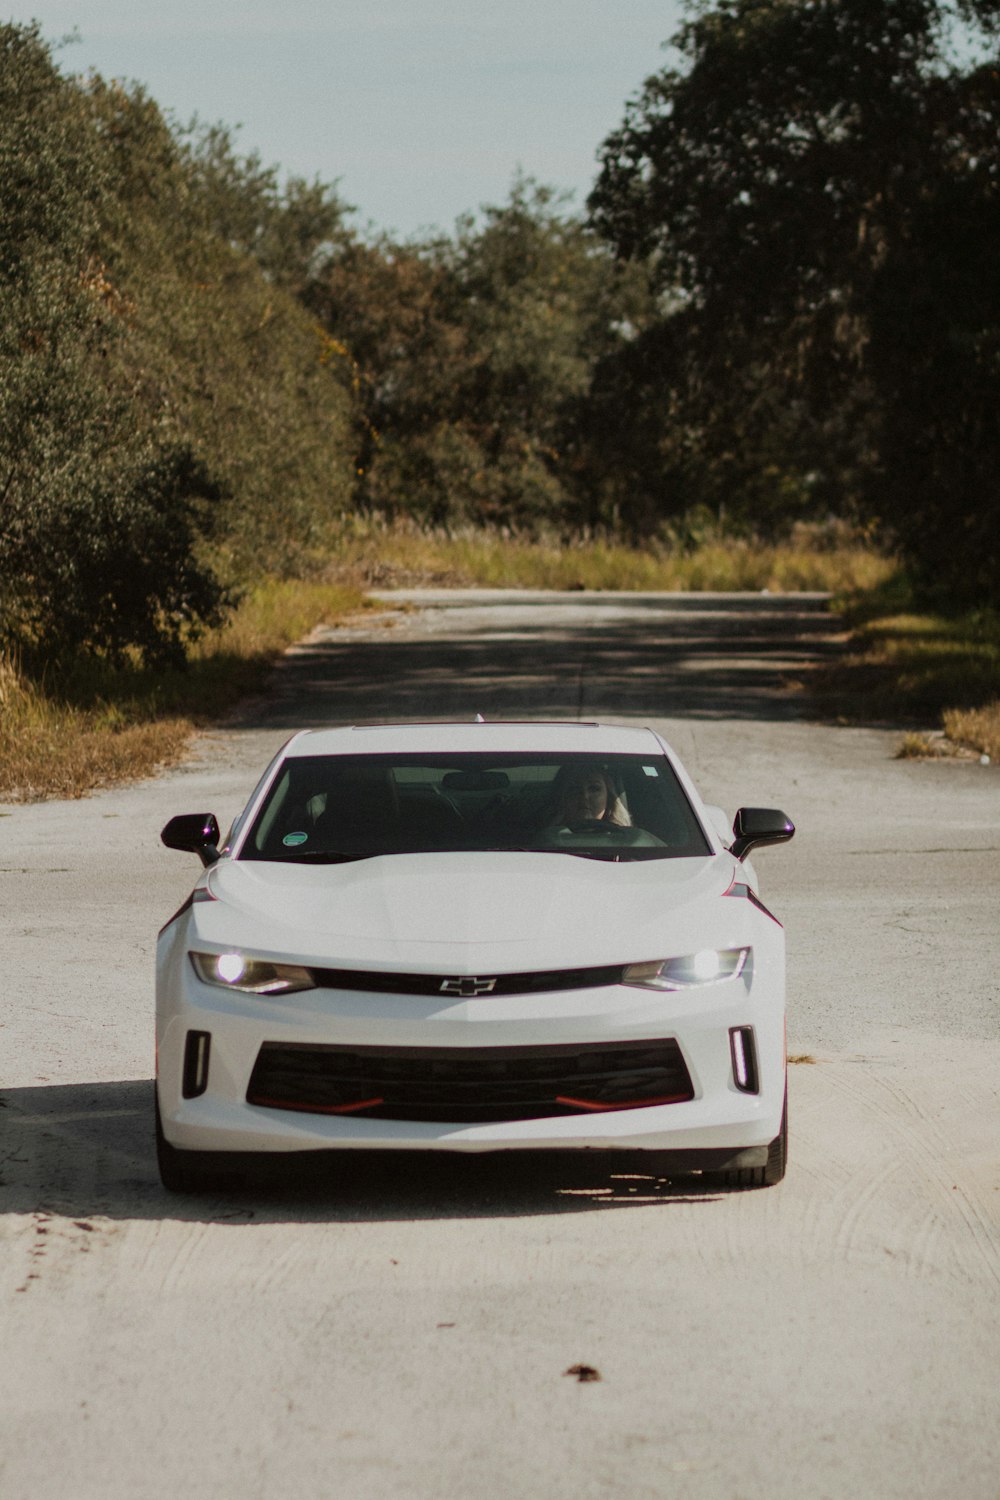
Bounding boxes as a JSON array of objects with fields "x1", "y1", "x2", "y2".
[
  {"x1": 189, "y1": 951, "x2": 315, "y2": 995},
  {"x1": 623, "y1": 947, "x2": 750, "y2": 991}
]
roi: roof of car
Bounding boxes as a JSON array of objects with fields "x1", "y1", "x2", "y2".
[{"x1": 281, "y1": 721, "x2": 667, "y2": 758}]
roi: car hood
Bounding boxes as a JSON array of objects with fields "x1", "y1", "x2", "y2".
[{"x1": 191, "y1": 851, "x2": 744, "y2": 971}]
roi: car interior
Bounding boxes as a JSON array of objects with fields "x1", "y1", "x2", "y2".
[{"x1": 242, "y1": 753, "x2": 712, "y2": 862}]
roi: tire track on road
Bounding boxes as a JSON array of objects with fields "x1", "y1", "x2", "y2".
[{"x1": 823, "y1": 1064, "x2": 1000, "y2": 1289}]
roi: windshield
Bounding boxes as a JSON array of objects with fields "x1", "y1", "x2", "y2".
[{"x1": 239, "y1": 752, "x2": 712, "y2": 863}]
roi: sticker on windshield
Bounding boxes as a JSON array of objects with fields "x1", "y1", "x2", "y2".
[
  {"x1": 642, "y1": 765, "x2": 659, "y2": 777},
  {"x1": 282, "y1": 831, "x2": 309, "y2": 847}
]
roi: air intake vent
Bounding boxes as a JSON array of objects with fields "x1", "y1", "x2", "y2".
[{"x1": 247, "y1": 1039, "x2": 694, "y2": 1123}]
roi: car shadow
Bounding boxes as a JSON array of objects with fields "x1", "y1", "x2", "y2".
[{"x1": 0, "y1": 1079, "x2": 724, "y2": 1225}]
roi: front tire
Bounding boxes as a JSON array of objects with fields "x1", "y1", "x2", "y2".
[
  {"x1": 709, "y1": 1083, "x2": 787, "y2": 1190},
  {"x1": 155, "y1": 1089, "x2": 235, "y2": 1193}
]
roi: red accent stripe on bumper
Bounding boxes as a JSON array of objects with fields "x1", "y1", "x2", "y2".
[
  {"x1": 555, "y1": 1092, "x2": 691, "y2": 1112},
  {"x1": 250, "y1": 1094, "x2": 385, "y2": 1115}
]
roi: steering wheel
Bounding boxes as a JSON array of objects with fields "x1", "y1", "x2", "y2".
[{"x1": 566, "y1": 819, "x2": 616, "y2": 836}]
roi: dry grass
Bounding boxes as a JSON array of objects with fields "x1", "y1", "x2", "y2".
[
  {"x1": 193, "y1": 579, "x2": 368, "y2": 662},
  {"x1": 942, "y1": 703, "x2": 1000, "y2": 761},
  {"x1": 0, "y1": 580, "x2": 367, "y2": 802},
  {"x1": 326, "y1": 518, "x2": 894, "y2": 595},
  {"x1": 0, "y1": 653, "x2": 192, "y2": 800},
  {"x1": 817, "y1": 583, "x2": 1000, "y2": 757},
  {"x1": 895, "y1": 731, "x2": 938, "y2": 759}
]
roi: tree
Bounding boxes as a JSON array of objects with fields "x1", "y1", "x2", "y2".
[
  {"x1": 83, "y1": 81, "x2": 359, "y2": 574},
  {"x1": 306, "y1": 178, "x2": 653, "y2": 530},
  {"x1": 6, "y1": 445, "x2": 230, "y2": 666},
  {"x1": 180, "y1": 121, "x2": 353, "y2": 295},
  {"x1": 0, "y1": 25, "x2": 228, "y2": 663},
  {"x1": 0, "y1": 22, "x2": 360, "y2": 667},
  {"x1": 590, "y1": 0, "x2": 1000, "y2": 592},
  {"x1": 865, "y1": 55, "x2": 1000, "y2": 601}
]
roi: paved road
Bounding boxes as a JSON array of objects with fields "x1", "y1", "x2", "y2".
[{"x1": 1, "y1": 591, "x2": 998, "y2": 1500}]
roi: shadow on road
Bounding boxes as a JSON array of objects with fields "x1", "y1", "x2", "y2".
[
  {"x1": 232, "y1": 592, "x2": 843, "y2": 731},
  {"x1": 0, "y1": 1080, "x2": 722, "y2": 1224}
]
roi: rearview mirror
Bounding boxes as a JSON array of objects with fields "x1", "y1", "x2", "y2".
[
  {"x1": 161, "y1": 813, "x2": 222, "y2": 866},
  {"x1": 731, "y1": 807, "x2": 795, "y2": 861}
]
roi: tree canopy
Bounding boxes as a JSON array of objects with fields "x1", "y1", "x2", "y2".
[
  {"x1": 590, "y1": 0, "x2": 1000, "y2": 599},
  {"x1": 303, "y1": 177, "x2": 654, "y2": 530},
  {"x1": 0, "y1": 24, "x2": 356, "y2": 663},
  {"x1": 3, "y1": 5, "x2": 1000, "y2": 668}
]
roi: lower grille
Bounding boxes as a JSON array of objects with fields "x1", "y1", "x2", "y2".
[{"x1": 247, "y1": 1039, "x2": 694, "y2": 1123}]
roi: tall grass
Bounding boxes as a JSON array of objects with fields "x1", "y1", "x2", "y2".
[
  {"x1": 0, "y1": 580, "x2": 366, "y2": 801},
  {"x1": 327, "y1": 518, "x2": 893, "y2": 594},
  {"x1": 821, "y1": 582, "x2": 1000, "y2": 755}
]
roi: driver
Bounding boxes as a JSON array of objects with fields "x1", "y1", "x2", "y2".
[{"x1": 547, "y1": 763, "x2": 630, "y2": 829}]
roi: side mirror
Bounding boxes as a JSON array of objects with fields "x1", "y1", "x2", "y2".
[
  {"x1": 161, "y1": 813, "x2": 222, "y2": 867},
  {"x1": 731, "y1": 807, "x2": 795, "y2": 861}
]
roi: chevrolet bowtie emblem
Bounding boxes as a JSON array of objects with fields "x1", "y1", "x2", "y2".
[{"x1": 439, "y1": 976, "x2": 498, "y2": 996}]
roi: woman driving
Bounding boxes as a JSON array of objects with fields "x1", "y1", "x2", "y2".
[{"x1": 547, "y1": 762, "x2": 630, "y2": 828}]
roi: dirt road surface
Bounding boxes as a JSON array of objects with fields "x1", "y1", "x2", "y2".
[{"x1": 2, "y1": 590, "x2": 998, "y2": 1500}]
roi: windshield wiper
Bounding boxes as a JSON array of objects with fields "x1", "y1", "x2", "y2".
[
  {"x1": 559, "y1": 849, "x2": 621, "y2": 861},
  {"x1": 482, "y1": 845, "x2": 620, "y2": 861},
  {"x1": 268, "y1": 849, "x2": 376, "y2": 864}
]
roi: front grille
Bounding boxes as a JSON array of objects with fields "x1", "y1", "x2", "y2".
[
  {"x1": 308, "y1": 963, "x2": 625, "y2": 997},
  {"x1": 246, "y1": 1039, "x2": 694, "y2": 1123}
]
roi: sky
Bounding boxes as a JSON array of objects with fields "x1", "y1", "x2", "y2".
[{"x1": 4, "y1": 1, "x2": 688, "y2": 238}]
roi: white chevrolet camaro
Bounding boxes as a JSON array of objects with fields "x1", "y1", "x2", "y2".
[{"x1": 156, "y1": 721, "x2": 794, "y2": 1192}]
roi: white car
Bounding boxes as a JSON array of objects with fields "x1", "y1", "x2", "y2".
[{"x1": 156, "y1": 721, "x2": 794, "y2": 1192}]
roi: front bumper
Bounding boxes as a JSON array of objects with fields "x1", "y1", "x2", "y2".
[{"x1": 156, "y1": 956, "x2": 786, "y2": 1158}]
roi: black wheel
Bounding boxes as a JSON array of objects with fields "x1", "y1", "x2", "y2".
[
  {"x1": 155, "y1": 1089, "x2": 237, "y2": 1193},
  {"x1": 708, "y1": 1083, "x2": 787, "y2": 1191}
]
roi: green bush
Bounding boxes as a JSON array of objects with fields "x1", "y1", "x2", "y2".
[{"x1": 0, "y1": 25, "x2": 357, "y2": 666}]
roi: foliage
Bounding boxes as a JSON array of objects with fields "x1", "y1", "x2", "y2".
[
  {"x1": 0, "y1": 25, "x2": 357, "y2": 666},
  {"x1": 179, "y1": 120, "x2": 352, "y2": 295},
  {"x1": 305, "y1": 178, "x2": 656, "y2": 530},
  {"x1": 6, "y1": 445, "x2": 230, "y2": 667},
  {"x1": 590, "y1": 0, "x2": 1000, "y2": 591},
  {"x1": 0, "y1": 27, "x2": 225, "y2": 662},
  {"x1": 83, "y1": 85, "x2": 358, "y2": 575},
  {"x1": 7, "y1": 3, "x2": 1000, "y2": 684},
  {"x1": 0, "y1": 578, "x2": 366, "y2": 801}
]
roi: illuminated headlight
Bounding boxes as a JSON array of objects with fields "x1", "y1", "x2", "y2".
[
  {"x1": 189, "y1": 951, "x2": 315, "y2": 995},
  {"x1": 623, "y1": 947, "x2": 750, "y2": 991}
]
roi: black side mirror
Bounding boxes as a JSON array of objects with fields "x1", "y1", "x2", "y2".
[
  {"x1": 161, "y1": 813, "x2": 222, "y2": 866},
  {"x1": 731, "y1": 807, "x2": 795, "y2": 861}
]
